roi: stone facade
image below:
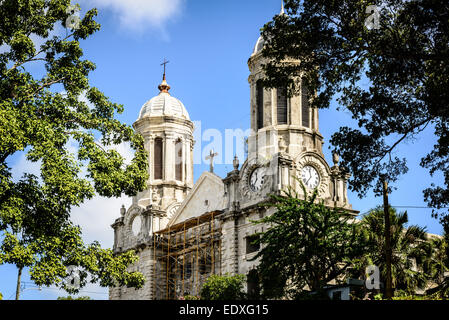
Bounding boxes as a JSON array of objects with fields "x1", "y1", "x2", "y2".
[{"x1": 109, "y1": 9, "x2": 356, "y2": 300}]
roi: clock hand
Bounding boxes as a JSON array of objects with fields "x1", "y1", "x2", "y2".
[{"x1": 304, "y1": 170, "x2": 310, "y2": 182}]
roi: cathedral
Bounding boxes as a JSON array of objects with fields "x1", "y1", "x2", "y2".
[{"x1": 109, "y1": 6, "x2": 356, "y2": 300}]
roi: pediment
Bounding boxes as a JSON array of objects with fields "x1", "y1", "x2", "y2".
[{"x1": 168, "y1": 171, "x2": 225, "y2": 226}]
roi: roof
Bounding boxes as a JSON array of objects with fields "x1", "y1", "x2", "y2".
[{"x1": 138, "y1": 92, "x2": 190, "y2": 120}]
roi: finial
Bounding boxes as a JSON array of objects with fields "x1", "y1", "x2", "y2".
[
  {"x1": 158, "y1": 58, "x2": 171, "y2": 94},
  {"x1": 333, "y1": 152, "x2": 340, "y2": 166},
  {"x1": 280, "y1": 0, "x2": 285, "y2": 15},
  {"x1": 120, "y1": 204, "x2": 126, "y2": 216},
  {"x1": 233, "y1": 155, "x2": 240, "y2": 171}
]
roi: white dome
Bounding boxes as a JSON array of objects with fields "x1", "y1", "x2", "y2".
[
  {"x1": 138, "y1": 75, "x2": 190, "y2": 120},
  {"x1": 138, "y1": 92, "x2": 190, "y2": 120},
  {"x1": 252, "y1": 36, "x2": 265, "y2": 55}
]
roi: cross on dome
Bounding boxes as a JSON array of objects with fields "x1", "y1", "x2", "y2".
[
  {"x1": 161, "y1": 58, "x2": 169, "y2": 75},
  {"x1": 158, "y1": 58, "x2": 171, "y2": 94}
]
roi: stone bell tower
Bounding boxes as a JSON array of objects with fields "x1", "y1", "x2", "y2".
[
  {"x1": 233, "y1": 4, "x2": 355, "y2": 213},
  {"x1": 132, "y1": 72, "x2": 195, "y2": 231},
  {"x1": 109, "y1": 69, "x2": 195, "y2": 300},
  {"x1": 246, "y1": 7, "x2": 323, "y2": 162},
  {"x1": 111, "y1": 69, "x2": 194, "y2": 260}
]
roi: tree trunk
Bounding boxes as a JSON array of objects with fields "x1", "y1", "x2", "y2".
[
  {"x1": 15, "y1": 266, "x2": 23, "y2": 300},
  {"x1": 382, "y1": 179, "x2": 393, "y2": 299}
]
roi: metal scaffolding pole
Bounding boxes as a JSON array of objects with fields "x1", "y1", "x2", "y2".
[{"x1": 152, "y1": 211, "x2": 222, "y2": 300}]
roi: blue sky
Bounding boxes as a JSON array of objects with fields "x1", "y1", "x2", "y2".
[{"x1": 0, "y1": 0, "x2": 445, "y2": 300}]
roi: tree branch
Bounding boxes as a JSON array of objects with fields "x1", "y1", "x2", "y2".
[
  {"x1": 7, "y1": 33, "x2": 75, "y2": 74},
  {"x1": 374, "y1": 118, "x2": 433, "y2": 166},
  {"x1": 28, "y1": 77, "x2": 66, "y2": 98}
]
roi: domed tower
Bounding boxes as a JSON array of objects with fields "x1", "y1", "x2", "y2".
[
  {"x1": 109, "y1": 71, "x2": 194, "y2": 300},
  {"x1": 247, "y1": 7, "x2": 323, "y2": 161},
  {"x1": 132, "y1": 72, "x2": 194, "y2": 231}
]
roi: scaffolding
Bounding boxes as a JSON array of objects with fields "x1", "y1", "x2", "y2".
[{"x1": 152, "y1": 211, "x2": 222, "y2": 300}]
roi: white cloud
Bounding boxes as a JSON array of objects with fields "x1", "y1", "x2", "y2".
[
  {"x1": 30, "y1": 23, "x2": 66, "y2": 50},
  {"x1": 10, "y1": 140, "x2": 136, "y2": 249},
  {"x1": 10, "y1": 155, "x2": 41, "y2": 181},
  {"x1": 69, "y1": 141, "x2": 135, "y2": 248},
  {"x1": 71, "y1": 194, "x2": 131, "y2": 248},
  {"x1": 81, "y1": 0, "x2": 184, "y2": 32}
]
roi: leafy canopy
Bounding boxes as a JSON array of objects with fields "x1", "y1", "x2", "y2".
[
  {"x1": 422, "y1": 232, "x2": 449, "y2": 298},
  {"x1": 253, "y1": 186, "x2": 365, "y2": 299},
  {"x1": 0, "y1": 0, "x2": 148, "y2": 292},
  {"x1": 260, "y1": 0, "x2": 449, "y2": 225},
  {"x1": 200, "y1": 274, "x2": 246, "y2": 300},
  {"x1": 0, "y1": 225, "x2": 145, "y2": 293},
  {"x1": 352, "y1": 207, "x2": 429, "y2": 294}
]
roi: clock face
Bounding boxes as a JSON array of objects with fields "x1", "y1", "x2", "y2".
[
  {"x1": 249, "y1": 166, "x2": 266, "y2": 192},
  {"x1": 301, "y1": 165, "x2": 320, "y2": 189}
]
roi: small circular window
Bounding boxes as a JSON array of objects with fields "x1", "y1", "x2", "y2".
[{"x1": 131, "y1": 215, "x2": 142, "y2": 236}]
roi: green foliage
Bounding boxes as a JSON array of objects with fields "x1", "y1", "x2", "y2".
[
  {"x1": 57, "y1": 295, "x2": 91, "y2": 300},
  {"x1": 200, "y1": 274, "x2": 246, "y2": 300},
  {"x1": 260, "y1": 0, "x2": 449, "y2": 221},
  {"x1": 348, "y1": 207, "x2": 449, "y2": 298},
  {"x1": 353, "y1": 207, "x2": 429, "y2": 294},
  {"x1": 389, "y1": 290, "x2": 442, "y2": 300},
  {"x1": 0, "y1": 292, "x2": 2, "y2": 300},
  {"x1": 374, "y1": 293, "x2": 384, "y2": 301},
  {"x1": 392, "y1": 295, "x2": 442, "y2": 300},
  {"x1": 421, "y1": 234, "x2": 449, "y2": 298},
  {"x1": 0, "y1": 224, "x2": 145, "y2": 294},
  {"x1": 0, "y1": 0, "x2": 148, "y2": 294},
  {"x1": 180, "y1": 295, "x2": 200, "y2": 300},
  {"x1": 253, "y1": 185, "x2": 366, "y2": 299}
]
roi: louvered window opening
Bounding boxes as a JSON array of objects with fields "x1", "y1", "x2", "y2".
[
  {"x1": 277, "y1": 87, "x2": 288, "y2": 125},
  {"x1": 154, "y1": 138, "x2": 163, "y2": 180}
]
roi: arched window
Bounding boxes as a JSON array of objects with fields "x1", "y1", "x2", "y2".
[
  {"x1": 175, "y1": 140, "x2": 183, "y2": 181},
  {"x1": 277, "y1": 87, "x2": 288, "y2": 125},
  {"x1": 301, "y1": 84, "x2": 310, "y2": 128},
  {"x1": 154, "y1": 138, "x2": 163, "y2": 180},
  {"x1": 256, "y1": 81, "x2": 264, "y2": 130}
]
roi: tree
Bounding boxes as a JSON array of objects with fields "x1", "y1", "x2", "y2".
[
  {"x1": 0, "y1": 0, "x2": 148, "y2": 296},
  {"x1": 422, "y1": 233, "x2": 449, "y2": 298},
  {"x1": 259, "y1": 0, "x2": 449, "y2": 225},
  {"x1": 352, "y1": 207, "x2": 429, "y2": 295},
  {"x1": 0, "y1": 223, "x2": 145, "y2": 299},
  {"x1": 200, "y1": 274, "x2": 246, "y2": 300},
  {"x1": 253, "y1": 186, "x2": 365, "y2": 299}
]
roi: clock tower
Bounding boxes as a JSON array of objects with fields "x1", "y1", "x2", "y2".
[
  {"x1": 247, "y1": 36, "x2": 323, "y2": 162},
  {"x1": 225, "y1": 7, "x2": 355, "y2": 213}
]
